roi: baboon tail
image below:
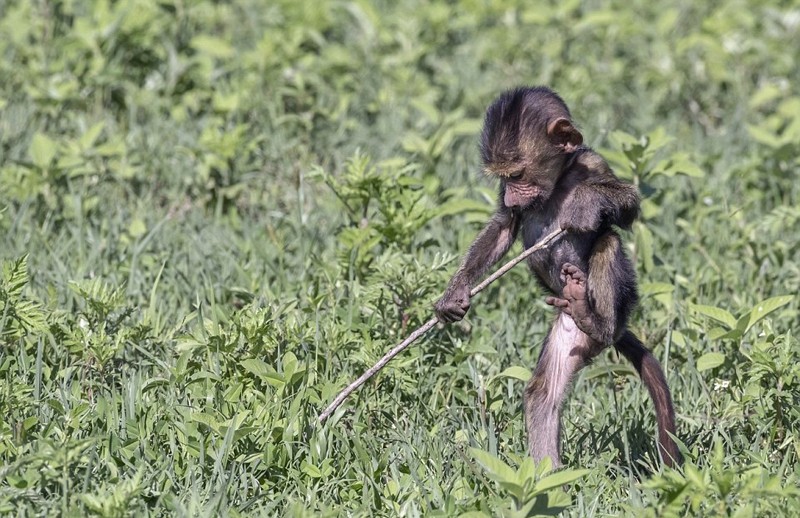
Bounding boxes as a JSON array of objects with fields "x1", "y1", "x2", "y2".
[{"x1": 615, "y1": 330, "x2": 683, "y2": 467}]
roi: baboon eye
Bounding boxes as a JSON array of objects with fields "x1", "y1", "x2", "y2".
[{"x1": 509, "y1": 171, "x2": 524, "y2": 180}]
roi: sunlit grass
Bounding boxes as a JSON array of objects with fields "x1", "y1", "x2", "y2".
[{"x1": 0, "y1": 0, "x2": 798, "y2": 515}]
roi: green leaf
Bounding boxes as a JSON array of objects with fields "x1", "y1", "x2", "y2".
[
  {"x1": 670, "y1": 158, "x2": 705, "y2": 177},
  {"x1": 709, "y1": 326, "x2": 737, "y2": 340},
  {"x1": 300, "y1": 460, "x2": 323, "y2": 478},
  {"x1": 79, "y1": 121, "x2": 105, "y2": 150},
  {"x1": 651, "y1": 152, "x2": 705, "y2": 178},
  {"x1": 241, "y1": 358, "x2": 271, "y2": 378},
  {"x1": 490, "y1": 365, "x2": 532, "y2": 385},
  {"x1": 534, "y1": 468, "x2": 591, "y2": 492},
  {"x1": 470, "y1": 448, "x2": 518, "y2": 484},
  {"x1": 435, "y1": 199, "x2": 493, "y2": 218},
  {"x1": 190, "y1": 412, "x2": 221, "y2": 432},
  {"x1": 401, "y1": 132, "x2": 429, "y2": 154},
  {"x1": 450, "y1": 118, "x2": 482, "y2": 135},
  {"x1": 645, "y1": 126, "x2": 673, "y2": 152},
  {"x1": 142, "y1": 378, "x2": 169, "y2": 392},
  {"x1": 517, "y1": 456, "x2": 537, "y2": 481},
  {"x1": 498, "y1": 480, "x2": 526, "y2": 503},
  {"x1": 410, "y1": 98, "x2": 441, "y2": 123},
  {"x1": 191, "y1": 36, "x2": 235, "y2": 58},
  {"x1": 696, "y1": 352, "x2": 725, "y2": 372},
  {"x1": 747, "y1": 124, "x2": 779, "y2": 148},
  {"x1": 583, "y1": 363, "x2": 636, "y2": 380},
  {"x1": 749, "y1": 84, "x2": 783, "y2": 109},
  {"x1": 685, "y1": 463, "x2": 706, "y2": 489},
  {"x1": 640, "y1": 282, "x2": 675, "y2": 296},
  {"x1": 741, "y1": 295, "x2": 793, "y2": 334},
  {"x1": 690, "y1": 304, "x2": 736, "y2": 329},
  {"x1": 282, "y1": 351, "x2": 298, "y2": 379},
  {"x1": 128, "y1": 218, "x2": 147, "y2": 239},
  {"x1": 527, "y1": 489, "x2": 572, "y2": 516},
  {"x1": 29, "y1": 132, "x2": 57, "y2": 169},
  {"x1": 640, "y1": 198, "x2": 662, "y2": 219},
  {"x1": 610, "y1": 130, "x2": 640, "y2": 149},
  {"x1": 635, "y1": 223, "x2": 655, "y2": 272}
]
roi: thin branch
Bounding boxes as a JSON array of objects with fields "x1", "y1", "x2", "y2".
[{"x1": 317, "y1": 227, "x2": 566, "y2": 424}]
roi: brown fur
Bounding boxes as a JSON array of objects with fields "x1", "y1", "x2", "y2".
[{"x1": 436, "y1": 86, "x2": 681, "y2": 468}]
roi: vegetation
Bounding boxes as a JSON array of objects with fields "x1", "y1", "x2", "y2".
[{"x1": 0, "y1": 0, "x2": 798, "y2": 515}]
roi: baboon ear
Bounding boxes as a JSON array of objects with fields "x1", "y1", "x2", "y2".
[{"x1": 547, "y1": 117, "x2": 583, "y2": 153}]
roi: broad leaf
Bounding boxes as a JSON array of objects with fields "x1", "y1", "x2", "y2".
[
  {"x1": 690, "y1": 304, "x2": 736, "y2": 329},
  {"x1": 436, "y1": 198, "x2": 493, "y2": 218},
  {"x1": 741, "y1": 295, "x2": 793, "y2": 334},
  {"x1": 241, "y1": 358, "x2": 271, "y2": 378},
  {"x1": 29, "y1": 132, "x2": 57, "y2": 169},
  {"x1": 640, "y1": 282, "x2": 675, "y2": 296},
  {"x1": 534, "y1": 468, "x2": 591, "y2": 492},
  {"x1": 696, "y1": 352, "x2": 725, "y2": 372},
  {"x1": 470, "y1": 448, "x2": 518, "y2": 484},
  {"x1": 490, "y1": 365, "x2": 532, "y2": 385}
]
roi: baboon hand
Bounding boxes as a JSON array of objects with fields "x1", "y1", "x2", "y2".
[{"x1": 434, "y1": 282, "x2": 471, "y2": 323}]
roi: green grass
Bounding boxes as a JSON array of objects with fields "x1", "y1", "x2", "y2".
[{"x1": 1, "y1": 0, "x2": 799, "y2": 515}]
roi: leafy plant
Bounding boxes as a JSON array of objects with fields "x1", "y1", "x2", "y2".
[
  {"x1": 691, "y1": 294, "x2": 793, "y2": 370},
  {"x1": 0, "y1": 256, "x2": 46, "y2": 342},
  {"x1": 0, "y1": 0, "x2": 798, "y2": 515},
  {"x1": 642, "y1": 441, "x2": 799, "y2": 517},
  {"x1": 470, "y1": 449, "x2": 589, "y2": 517}
]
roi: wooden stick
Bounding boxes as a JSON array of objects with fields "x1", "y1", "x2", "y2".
[{"x1": 317, "y1": 228, "x2": 565, "y2": 424}]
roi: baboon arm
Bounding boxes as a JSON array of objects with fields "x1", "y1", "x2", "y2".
[{"x1": 450, "y1": 205, "x2": 520, "y2": 288}]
